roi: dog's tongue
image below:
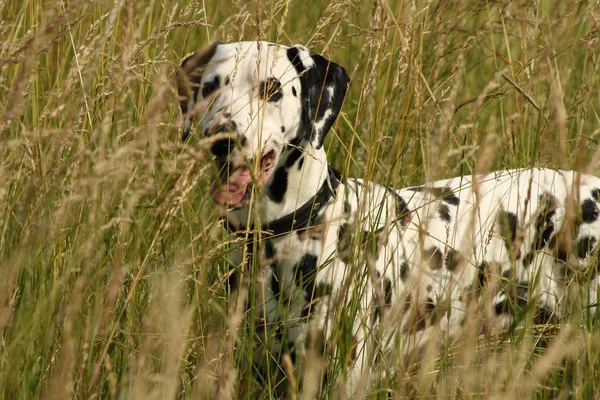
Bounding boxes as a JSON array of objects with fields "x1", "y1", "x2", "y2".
[{"x1": 210, "y1": 169, "x2": 251, "y2": 206}]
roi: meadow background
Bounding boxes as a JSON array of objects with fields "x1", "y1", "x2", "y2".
[{"x1": 1, "y1": 0, "x2": 600, "y2": 398}]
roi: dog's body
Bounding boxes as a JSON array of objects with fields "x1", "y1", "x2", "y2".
[{"x1": 178, "y1": 41, "x2": 600, "y2": 393}]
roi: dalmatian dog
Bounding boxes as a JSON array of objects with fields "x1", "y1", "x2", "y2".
[{"x1": 177, "y1": 41, "x2": 600, "y2": 394}]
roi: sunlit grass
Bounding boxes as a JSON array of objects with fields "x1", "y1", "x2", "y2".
[{"x1": 1, "y1": 0, "x2": 599, "y2": 398}]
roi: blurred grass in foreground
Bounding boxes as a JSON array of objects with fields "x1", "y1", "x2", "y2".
[{"x1": 1, "y1": 0, "x2": 599, "y2": 398}]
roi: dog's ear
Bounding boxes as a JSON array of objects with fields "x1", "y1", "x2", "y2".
[
  {"x1": 286, "y1": 45, "x2": 350, "y2": 149},
  {"x1": 177, "y1": 42, "x2": 220, "y2": 141}
]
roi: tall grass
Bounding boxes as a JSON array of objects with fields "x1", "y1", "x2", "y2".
[{"x1": 1, "y1": 0, "x2": 599, "y2": 398}]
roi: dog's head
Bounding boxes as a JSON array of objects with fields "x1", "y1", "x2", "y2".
[{"x1": 177, "y1": 41, "x2": 349, "y2": 207}]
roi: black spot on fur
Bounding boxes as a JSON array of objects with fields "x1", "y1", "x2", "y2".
[
  {"x1": 396, "y1": 196, "x2": 411, "y2": 225},
  {"x1": 400, "y1": 262, "x2": 410, "y2": 281},
  {"x1": 523, "y1": 194, "x2": 557, "y2": 267},
  {"x1": 267, "y1": 140, "x2": 303, "y2": 204},
  {"x1": 577, "y1": 236, "x2": 597, "y2": 259},
  {"x1": 373, "y1": 278, "x2": 394, "y2": 324},
  {"x1": 228, "y1": 268, "x2": 240, "y2": 292},
  {"x1": 494, "y1": 297, "x2": 509, "y2": 316},
  {"x1": 582, "y1": 199, "x2": 599, "y2": 223},
  {"x1": 295, "y1": 254, "x2": 318, "y2": 286},
  {"x1": 557, "y1": 246, "x2": 569, "y2": 262},
  {"x1": 497, "y1": 210, "x2": 518, "y2": 248},
  {"x1": 289, "y1": 136, "x2": 303, "y2": 148},
  {"x1": 403, "y1": 293, "x2": 412, "y2": 314},
  {"x1": 441, "y1": 189, "x2": 460, "y2": 205},
  {"x1": 224, "y1": 77, "x2": 231, "y2": 85},
  {"x1": 201, "y1": 75, "x2": 220, "y2": 98},
  {"x1": 494, "y1": 281, "x2": 528, "y2": 316},
  {"x1": 268, "y1": 167, "x2": 288, "y2": 203},
  {"x1": 270, "y1": 268, "x2": 281, "y2": 297},
  {"x1": 426, "y1": 247, "x2": 444, "y2": 270},
  {"x1": 259, "y1": 78, "x2": 283, "y2": 102},
  {"x1": 493, "y1": 281, "x2": 552, "y2": 323},
  {"x1": 445, "y1": 249, "x2": 462, "y2": 272},
  {"x1": 338, "y1": 224, "x2": 347, "y2": 240},
  {"x1": 362, "y1": 230, "x2": 381, "y2": 257},
  {"x1": 295, "y1": 254, "x2": 319, "y2": 318},
  {"x1": 215, "y1": 120, "x2": 238, "y2": 135},
  {"x1": 414, "y1": 297, "x2": 437, "y2": 332},
  {"x1": 532, "y1": 193, "x2": 557, "y2": 250},
  {"x1": 384, "y1": 278, "x2": 393, "y2": 306},
  {"x1": 343, "y1": 200, "x2": 352, "y2": 215},
  {"x1": 337, "y1": 224, "x2": 351, "y2": 262},
  {"x1": 210, "y1": 138, "x2": 236, "y2": 158},
  {"x1": 291, "y1": 86, "x2": 297, "y2": 97},
  {"x1": 477, "y1": 262, "x2": 489, "y2": 288},
  {"x1": 548, "y1": 234, "x2": 569, "y2": 262},
  {"x1": 297, "y1": 157, "x2": 304, "y2": 170},
  {"x1": 414, "y1": 313, "x2": 428, "y2": 332},
  {"x1": 592, "y1": 188, "x2": 600, "y2": 202},
  {"x1": 425, "y1": 298, "x2": 436, "y2": 313},
  {"x1": 315, "y1": 282, "x2": 332, "y2": 298},
  {"x1": 337, "y1": 224, "x2": 382, "y2": 263},
  {"x1": 438, "y1": 204, "x2": 451, "y2": 222},
  {"x1": 523, "y1": 252, "x2": 535, "y2": 267},
  {"x1": 284, "y1": 146, "x2": 303, "y2": 168},
  {"x1": 409, "y1": 186, "x2": 459, "y2": 205},
  {"x1": 281, "y1": 126, "x2": 285, "y2": 133},
  {"x1": 539, "y1": 224, "x2": 555, "y2": 247}
]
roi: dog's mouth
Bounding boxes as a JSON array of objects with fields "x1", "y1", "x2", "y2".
[{"x1": 210, "y1": 150, "x2": 277, "y2": 207}]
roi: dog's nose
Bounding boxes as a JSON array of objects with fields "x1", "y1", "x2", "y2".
[{"x1": 210, "y1": 120, "x2": 238, "y2": 158}]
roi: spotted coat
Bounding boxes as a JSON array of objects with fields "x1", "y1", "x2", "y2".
[{"x1": 177, "y1": 41, "x2": 600, "y2": 394}]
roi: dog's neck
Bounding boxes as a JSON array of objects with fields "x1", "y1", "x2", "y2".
[{"x1": 224, "y1": 141, "x2": 332, "y2": 231}]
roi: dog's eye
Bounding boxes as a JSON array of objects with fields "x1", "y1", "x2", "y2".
[
  {"x1": 202, "y1": 76, "x2": 220, "y2": 98},
  {"x1": 259, "y1": 78, "x2": 283, "y2": 102}
]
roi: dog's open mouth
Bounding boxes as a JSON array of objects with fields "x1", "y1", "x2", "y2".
[{"x1": 210, "y1": 150, "x2": 277, "y2": 206}]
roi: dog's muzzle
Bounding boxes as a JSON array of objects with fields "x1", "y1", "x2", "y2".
[{"x1": 210, "y1": 149, "x2": 277, "y2": 207}]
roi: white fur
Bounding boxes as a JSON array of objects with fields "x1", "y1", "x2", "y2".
[{"x1": 183, "y1": 41, "x2": 600, "y2": 396}]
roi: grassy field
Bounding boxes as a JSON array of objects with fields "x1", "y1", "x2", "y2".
[{"x1": 1, "y1": 0, "x2": 600, "y2": 398}]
